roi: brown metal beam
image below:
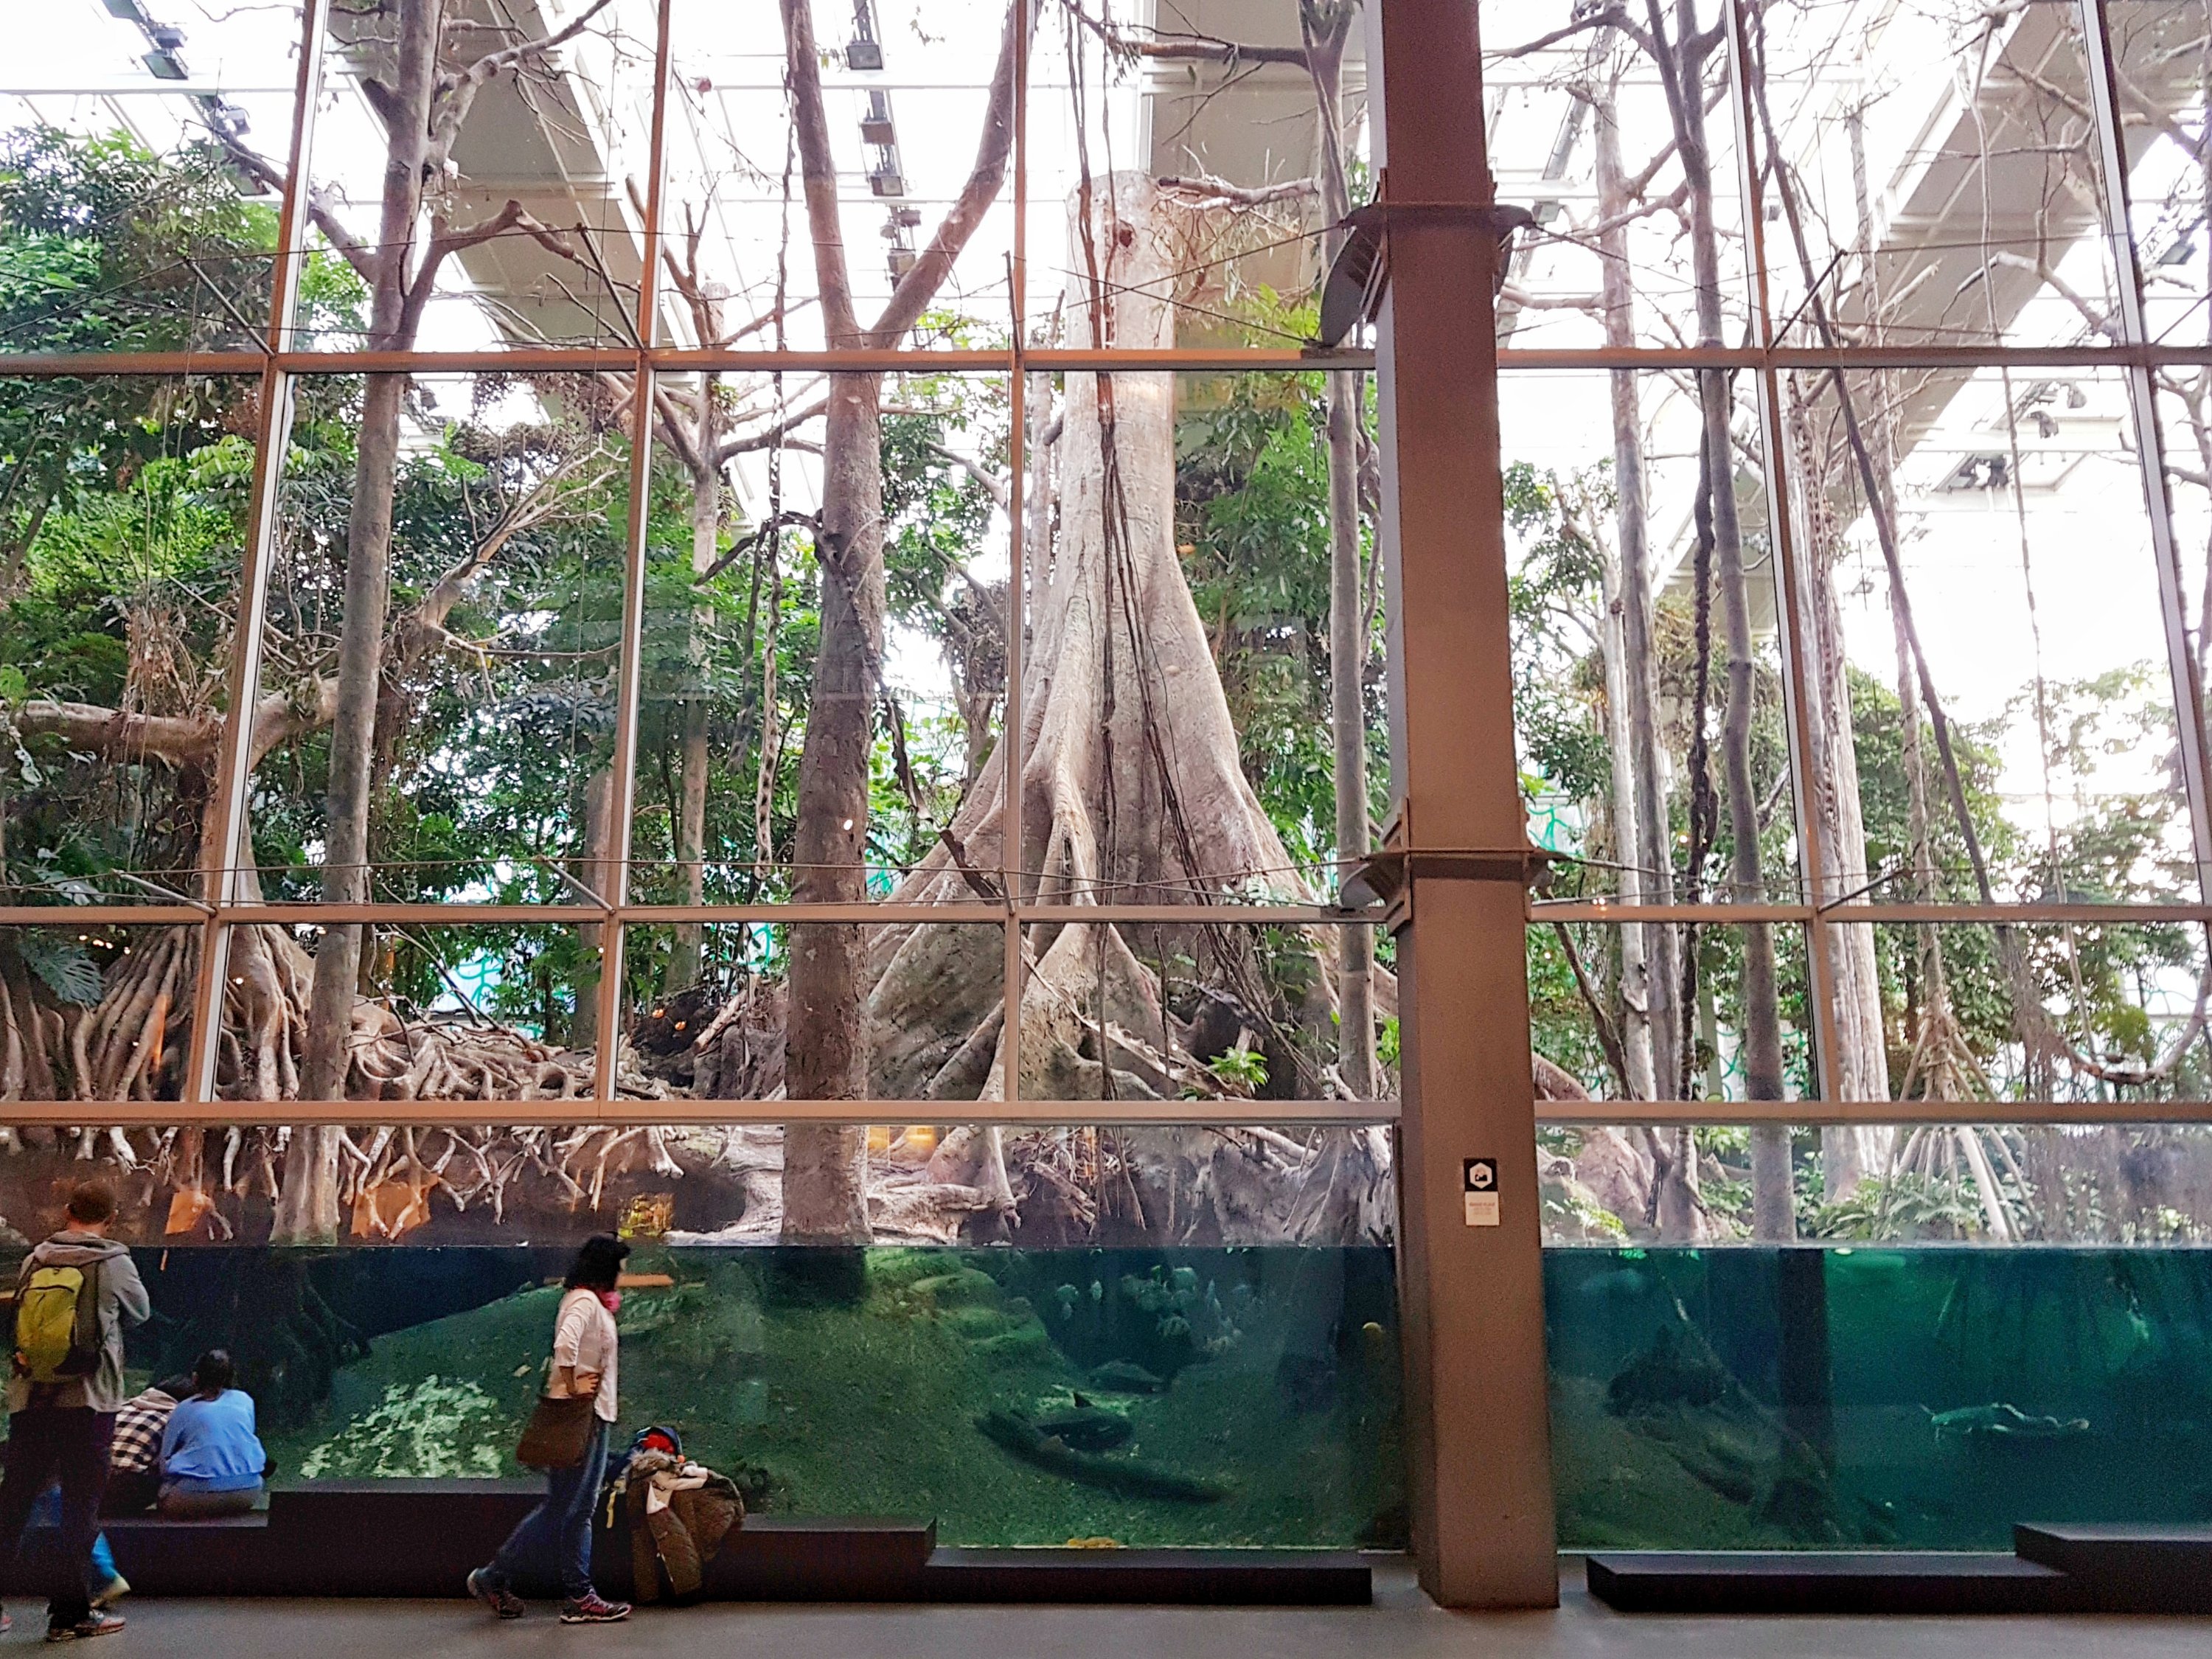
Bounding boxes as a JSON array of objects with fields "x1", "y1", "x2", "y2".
[{"x1": 1371, "y1": 0, "x2": 1557, "y2": 1611}]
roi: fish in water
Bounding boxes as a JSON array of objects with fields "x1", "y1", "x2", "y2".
[
  {"x1": 1926, "y1": 1402, "x2": 2090, "y2": 1442},
  {"x1": 1032, "y1": 1406, "x2": 1134, "y2": 1452},
  {"x1": 1091, "y1": 1360, "x2": 1168, "y2": 1394}
]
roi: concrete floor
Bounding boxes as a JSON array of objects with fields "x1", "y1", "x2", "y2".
[{"x1": 26, "y1": 1562, "x2": 2212, "y2": 1658}]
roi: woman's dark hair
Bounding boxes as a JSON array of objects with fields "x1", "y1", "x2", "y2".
[
  {"x1": 191, "y1": 1349, "x2": 234, "y2": 1397},
  {"x1": 153, "y1": 1375, "x2": 193, "y2": 1402},
  {"x1": 564, "y1": 1233, "x2": 630, "y2": 1293}
]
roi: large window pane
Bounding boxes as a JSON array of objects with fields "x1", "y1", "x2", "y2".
[
  {"x1": 1756, "y1": 1, "x2": 2122, "y2": 351},
  {"x1": 1781, "y1": 362, "x2": 2195, "y2": 905},
  {"x1": 666, "y1": 0, "x2": 1016, "y2": 351},
  {"x1": 1, "y1": 1, "x2": 302, "y2": 355},
  {"x1": 1549, "y1": 1242, "x2": 2212, "y2": 1550},
  {"x1": 2112, "y1": 2, "x2": 2212, "y2": 344},
  {"x1": 627, "y1": 370, "x2": 1011, "y2": 911},
  {"x1": 1506, "y1": 371, "x2": 1801, "y2": 908},
  {"x1": 248, "y1": 372, "x2": 630, "y2": 907},
  {"x1": 1, "y1": 373, "x2": 260, "y2": 908},
  {"x1": 1020, "y1": 369, "x2": 1385, "y2": 909},
  {"x1": 1830, "y1": 918, "x2": 2212, "y2": 1106},
  {"x1": 1482, "y1": 1, "x2": 1749, "y2": 352},
  {"x1": 0, "y1": 922, "x2": 197, "y2": 1102},
  {"x1": 1529, "y1": 922, "x2": 1814, "y2": 1107},
  {"x1": 1026, "y1": 1, "x2": 1363, "y2": 352},
  {"x1": 296, "y1": 0, "x2": 659, "y2": 352}
]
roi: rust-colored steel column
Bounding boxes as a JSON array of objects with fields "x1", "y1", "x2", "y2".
[{"x1": 1370, "y1": 0, "x2": 1557, "y2": 1610}]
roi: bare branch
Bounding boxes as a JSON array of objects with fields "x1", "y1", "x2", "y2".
[
  {"x1": 712, "y1": 396, "x2": 832, "y2": 467},
  {"x1": 870, "y1": 0, "x2": 1036, "y2": 345},
  {"x1": 1158, "y1": 173, "x2": 1320, "y2": 209}
]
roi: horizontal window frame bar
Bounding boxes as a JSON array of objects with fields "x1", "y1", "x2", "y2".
[
  {"x1": 1540, "y1": 1099, "x2": 2212, "y2": 1126},
  {"x1": 1533, "y1": 901, "x2": 2212, "y2": 925},
  {"x1": 0, "y1": 348, "x2": 1380, "y2": 378},
  {"x1": 0, "y1": 901, "x2": 1380, "y2": 927},
  {"x1": 15, "y1": 343, "x2": 2212, "y2": 378},
  {"x1": 0, "y1": 1098, "x2": 1402, "y2": 1128}
]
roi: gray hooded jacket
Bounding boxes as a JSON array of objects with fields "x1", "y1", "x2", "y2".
[{"x1": 7, "y1": 1234, "x2": 149, "y2": 1413}]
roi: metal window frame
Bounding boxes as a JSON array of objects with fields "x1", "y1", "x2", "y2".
[{"x1": 0, "y1": 0, "x2": 2208, "y2": 1135}]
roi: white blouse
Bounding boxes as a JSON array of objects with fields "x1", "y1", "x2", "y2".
[{"x1": 550, "y1": 1287, "x2": 620, "y2": 1422}]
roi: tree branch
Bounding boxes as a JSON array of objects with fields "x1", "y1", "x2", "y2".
[{"x1": 870, "y1": 0, "x2": 1036, "y2": 345}]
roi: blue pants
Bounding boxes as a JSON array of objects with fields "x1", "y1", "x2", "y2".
[
  {"x1": 28, "y1": 1489, "x2": 114, "y2": 1587},
  {"x1": 484, "y1": 1419, "x2": 608, "y2": 1601}
]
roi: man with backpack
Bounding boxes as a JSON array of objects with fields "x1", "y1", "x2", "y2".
[{"x1": 0, "y1": 1184, "x2": 148, "y2": 1641}]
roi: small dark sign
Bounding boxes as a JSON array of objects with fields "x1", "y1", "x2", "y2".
[{"x1": 1463, "y1": 1158, "x2": 1500, "y2": 1226}]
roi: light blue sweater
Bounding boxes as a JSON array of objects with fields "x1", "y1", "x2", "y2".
[{"x1": 159, "y1": 1390, "x2": 265, "y2": 1492}]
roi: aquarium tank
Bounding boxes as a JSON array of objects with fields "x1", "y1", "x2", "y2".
[{"x1": 66, "y1": 1239, "x2": 1404, "y2": 1551}]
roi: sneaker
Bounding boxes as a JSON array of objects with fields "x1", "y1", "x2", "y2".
[
  {"x1": 46, "y1": 1613, "x2": 125, "y2": 1642},
  {"x1": 89, "y1": 1576, "x2": 128, "y2": 1612},
  {"x1": 558, "y1": 1592, "x2": 630, "y2": 1624},
  {"x1": 467, "y1": 1568, "x2": 524, "y2": 1620}
]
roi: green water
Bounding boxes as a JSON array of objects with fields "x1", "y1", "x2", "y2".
[
  {"x1": 111, "y1": 1245, "x2": 1404, "y2": 1549},
  {"x1": 1548, "y1": 1246, "x2": 2212, "y2": 1550},
  {"x1": 93, "y1": 1240, "x2": 2210, "y2": 1553}
]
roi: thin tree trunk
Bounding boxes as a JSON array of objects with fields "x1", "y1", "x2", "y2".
[
  {"x1": 1664, "y1": 6, "x2": 1790, "y2": 1236},
  {"x1": 299, "y1": 0, "x2": 438, "y2": 1121},
  {"x1": 670, "y1": 402, "x2": 720, "y2": 990},
  {"x1": 1594, "y1": 69, "x2": 1676, "y2": 1099},
  {"x1": 571, "y1": 764, "x2": 614, "y2": 1052},
  {"x1": 1600, "y1": 546, "x2": 1658, "y2": 1099}
]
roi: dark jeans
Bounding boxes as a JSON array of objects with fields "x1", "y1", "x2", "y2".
[
  {"x1": 0, "y1": 1408, "x2": 114, "y2": 1625},
  {"x1": 484, "y1": 1418, "x2": 609, "y2": 1601}
]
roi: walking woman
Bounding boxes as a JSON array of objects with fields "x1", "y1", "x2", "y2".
[{"x1": 467, "y1": 1234, "x2": 632, "y2": 1624}]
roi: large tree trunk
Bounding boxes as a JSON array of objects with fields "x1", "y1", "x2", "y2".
[
  {"x1": 1786, "y1": 380, "x2": 1891, "y2": 1192},
  {"x1": 773, "y1": 0, "x2": 1026, "y2": 1242},
  {"x1": 780, "y1": 375, "x2": 886, "y2": 1243},
  {"x1": 858, "y1": 174, "x2": 1313, "y2": 1117},
  {"x1": 300, "y1": 0, "x2": 439, "y2": 1120}
]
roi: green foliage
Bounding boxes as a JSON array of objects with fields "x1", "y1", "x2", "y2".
[
  {"x1": 0, "y1": 125, "x2": 273, "y2": 354},
  {"x1": 1804, "y1": 1173, "x2": 1989, "y2": 1242},
  {"x1": 1175, "y1": 368, "x2": 1385, "y2": 873},
  {"x1": 1204, "y1": 1045, "x2": 1269, "y2": 1093},
  {"x1": 1504, "y1": 461, "x2": 1613, "y2": 809}
]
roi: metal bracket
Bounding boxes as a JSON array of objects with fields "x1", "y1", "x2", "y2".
[
  {"x1": 1337, "y1": 803, "x2": 1557, "y2": 934},
  {"x1": 1316, "y1": 175, "x2": 1537, "y2": 347}
]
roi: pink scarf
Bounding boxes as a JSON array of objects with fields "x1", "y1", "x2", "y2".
[{"x1": 597, "y1": 1289, "x2": 622, "y2": 1315}]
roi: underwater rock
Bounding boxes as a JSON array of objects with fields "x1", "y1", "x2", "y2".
[
  {"x1": 1605, "y1": 1327, "x2": 1728, "y2": 1413},
  {"x1": 975, "y1": 1409, "x2": 1225, "y2": 1503},
  {"x1": 1090, "y1": 1360, "x2": 1168, "y2": 1394},
  {"x1": 1926, "y1": 1402, "x2": 2091, "y2": 1443},
  {"x1": 1032, "y1": 1405, "x2": 1134, "y2": 1451}
]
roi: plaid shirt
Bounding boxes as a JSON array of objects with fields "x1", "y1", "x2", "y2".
[{"x1": 110, "y1": 1389, "x2": 175, "y2": 1475}]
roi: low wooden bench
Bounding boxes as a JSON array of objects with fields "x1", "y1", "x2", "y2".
[{"x1": 78, "y1": 1480, "x2": 1368, "y2": 1604}]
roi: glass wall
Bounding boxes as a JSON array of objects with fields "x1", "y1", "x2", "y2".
[
  {"x1": 0, "y1": 0, "x2": 1396, "y2": 1549},
  {"x1": 1493, "y1": 0, "x2": 2212, "y2": 1549}
]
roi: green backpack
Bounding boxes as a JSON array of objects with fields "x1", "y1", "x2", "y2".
[{"x1": 14, "y1": 1259, "x2": 102, "y2": 1385}]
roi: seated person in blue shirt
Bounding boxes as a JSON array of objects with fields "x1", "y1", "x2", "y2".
[{"x1": 156, "y1": 1351, "x2": 269, "y2": 1518}]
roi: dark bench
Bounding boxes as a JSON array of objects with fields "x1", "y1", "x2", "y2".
[
  {"x1": 1585, "y1": 1525, "x2": 2212, "y2": 1615},
  {"x1": 80, "y1": 1481, "x2": 1367, "y2": 1604}
]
